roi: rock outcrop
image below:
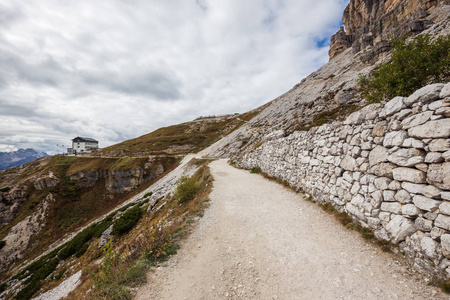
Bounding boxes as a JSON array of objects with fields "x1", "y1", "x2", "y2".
[
  {"x1": 329, "y1": 0, "x2": 450, "y2": 61},
  {"x1": 235, "y1": 82, "x2": 450, "y2": 277}
]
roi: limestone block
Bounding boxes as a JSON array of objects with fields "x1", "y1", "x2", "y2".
[
  {"x1": 429, "y1": 139, "x2": 450, "y2": 152},
  {"x1": 367, "y1": 217, "x2": 380, "y2": 229},
  {"x1": 379, "y1": 211, "x2": 391, "y2": 222},
  {"x1": 440, "y1": 201, "x2": 450, "y2": 216},
  {"x1": 380, "y1": 96, "x2": 406, "y2": 118},
  {"x1": 392, "y1": 167, "x2": 426, "y2": 183},
  {"x1": 440, "y1": 82, "x2": 450, "y2": 98},
  {"x1": 424, "y1": 212, "x2": 438, "y2": 221},
  {"x1": 415, "y1": 217, "x2": 433, "y2": 232},
  {"x1": 405, "y1": 83, "x2": 445, "y2": 106},
  {"x1": 443, "y1": 151, "x2": 450, "y2": 162},
  {"x1": 340, "y1": 155, "x2": 358, "y2": 171},
  {"x1": 441, "y1": 234, "x2": 450, "y2": 258},
  {"x1": 428, "y1": 100, "x2": 443, "y2": 111},
  {"x1": 425, "y1": 152, "x2": 444, "y2": 163},
  {"x1": 421, "y1": 236, "x2": 438, "y2": 260},
  {"x1": 383, "y1": 190, "x2": 396, "y2": 202},
  {"x1": 351, "y1": 194, "x2": 365, "y2": 207},
  {"x1": 401, "y1": 111, "x2": 433, "y2": 129},
  {"x1": 350, "y1": 182, "x2": 361, "y2": 195},
  {"x1": 402, "y1": 138, "x2": 424, "y2": 149},
  {"x1": 370, "y1": 191, "x2": 383, "y2": 208},
  {"x1": 435, "y1": 214, "x2": 450, "y2": 231},
  {"x1": 442, "y1": 192, "x2": 450, "y2": 201},
  {"x1": 386, "y1": 215, "x2": 416, "y2": 243},
  {"x1": 397, "y1": 109, "x2": 412, "y2": 120},
  {"x1": 408, "y1": 119, "x2": 450, "y2": 139},
  {"x1": 402, "y1": 182, "x2": 426, "y2": 194},
  {"x1": 436, "y1": 107, "x2": 450, "y2": 117},
  {"x1": 374, "y1": 177, "x2": 391, "y2": 190},
  {"x1": 369, "y1": 145, "x2": 389, "y2": 166},
  {"x1": 413, "y1": 195, "x2": 441, "y2": 211},
  {"x1": 383, "y1": 131, "x2": 408, "y2": 148},
  {"x1": 387, "y1": 148, "x2": 424, "y2": 167},
  {"x1": 415, "y1": 163, "x2": 428, "y2": 172},
  {"x1": 369, "y1": 163, "x2": 396, "y2": 178},
  {"x1": 427, "y1": 163, "x2": 450, "y2": 190},
  {"x1": 395, "y1": 189, "x2": 411, "y2": 204},
  {"x1": 388, "y1": 180, "x2": 402, "y2": 190},
  {"x1": 381, "y1": 202, "x2": 402, "y2": 214},
  {"x1": 431, "y1": 227, "x2": 446, "y2": 239},
  {"x1": 345, "y1": 104, "x2": 379, "y2": 124},
  {"x1": 420, "y1": 185, "x2": 442, "y2": 199},
  {"x1": 402, "y1": 204, "x2": 421, "y2": 217}
]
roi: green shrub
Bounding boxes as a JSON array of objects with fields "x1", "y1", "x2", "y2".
[
  {"x1": 250, "y1": 167, "x2": 262, "y2": 174},
  {"x1": 0, "y1": 240, "x2": 5, "y2": 250},
  {"x1": 359, "y1": 34, "x2": 450, "y2": 103},
  {"x1": 75, "y1": 243, "x2": 89, "y2": 257},
  {"x1": 14, "y1": 279, "x2": 41, "y2": 300},
  {"x1": 0, "y1": 282, "x2": 6, "y2": 293},
  {"x1": 113, "y1": 206, "x2": 142, "y2": 235},
  {"x1": 174, "y1": 176, "x2": 198, "y2": 203},
  {"x1": 143, "y1": 192, "x2": 153, "y2": 198},
  {"x1": 0, "y1": 187, "x2": 10, "y2": 193}
]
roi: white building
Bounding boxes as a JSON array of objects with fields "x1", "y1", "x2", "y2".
[{"x1": 67, "y1": 137, "x2": 99, "y2": 154}]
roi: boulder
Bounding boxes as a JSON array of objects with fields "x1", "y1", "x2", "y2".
[
  {"x1": 392, "y1": 167, "x2": 426, "y2": 183},
  {"x1": 386, "y1": 215, "x2": 416, "y2": 243}
]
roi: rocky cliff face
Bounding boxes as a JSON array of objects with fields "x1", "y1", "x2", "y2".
[{"x1": 329, "y1": 0, "x2": 450, "y2": 61}]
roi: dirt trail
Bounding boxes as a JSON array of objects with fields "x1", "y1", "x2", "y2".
[{"x1": 136, "y1": 159, "x2": 445, "y2": 299}]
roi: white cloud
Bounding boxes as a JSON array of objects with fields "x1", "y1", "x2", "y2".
[{"x1": 0, "y1": 0, "x2": 348, "y2": 153}]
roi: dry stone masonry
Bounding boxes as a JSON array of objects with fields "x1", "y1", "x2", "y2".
[{"x1": 236, "y1": 82, "x2": 450, "y2": 278}]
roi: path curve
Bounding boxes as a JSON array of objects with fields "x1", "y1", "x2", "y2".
[{"x1": 136, "y1": 159, "x2": 445, "y2": 299}]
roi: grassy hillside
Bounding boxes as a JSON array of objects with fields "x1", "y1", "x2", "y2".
[
  {"x1": 0, "y1": 155, "x2": 178, "y2": 278},
  {"x1": 98, "y1": 110, "x2": 261, "y2": 157}
]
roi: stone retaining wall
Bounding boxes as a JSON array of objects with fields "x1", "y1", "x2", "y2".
[{"x1": 236, "y1": 82, "x2": 450, "y2": 277}]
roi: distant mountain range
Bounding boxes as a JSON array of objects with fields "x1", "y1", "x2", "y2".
[{"x1": 0, "y1": 148, "x2": 49, "y2": 171}]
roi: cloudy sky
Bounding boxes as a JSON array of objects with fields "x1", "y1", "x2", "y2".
[{"x1": 0, "y1": 0, "x2": 348, "y2": 154}]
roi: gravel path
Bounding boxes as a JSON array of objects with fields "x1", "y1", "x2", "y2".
[{"x1": 136, "y1": 159, "x2": 445, "y2": 299}]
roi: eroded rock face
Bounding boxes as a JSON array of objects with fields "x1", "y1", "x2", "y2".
[{"x1": 329, "y1": 0, "x2": 449, "y2": 61}]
